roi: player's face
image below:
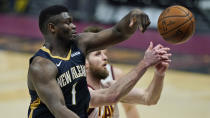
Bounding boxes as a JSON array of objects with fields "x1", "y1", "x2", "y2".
[
  {"x1": 53, "y1": 12, "x2": 77, "y2": 41},
  {"x1": 87, "y1": 50, "x2": 109, "y2": 79}
]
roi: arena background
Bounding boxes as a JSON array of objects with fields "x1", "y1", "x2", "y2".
[{"x1": 0, "y1": 0, "x2": 210, "y2": 118}]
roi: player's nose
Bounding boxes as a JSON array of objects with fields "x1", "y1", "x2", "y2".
[
  {"x1": 71, "y1": 23, "x2": 76, "y2": 29},
  {"x1": 102, "y1": 53, "x2": 108, "y2": 61}
]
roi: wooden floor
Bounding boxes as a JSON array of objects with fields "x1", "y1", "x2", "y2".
[{"x1": 0, "y1": 50, "x2": 210, "y2": 118}]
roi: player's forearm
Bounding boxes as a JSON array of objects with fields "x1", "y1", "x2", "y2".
[
  {"x1": 35, "y1": 87, "x2": 79, "y2": 118},
  {"x1": 49, "y1": 104, "x2": 79, "y2": 118},
  {"x1": 54, "y1": 106, "x2": 79, "y2": 118},
  {"x1": 144, "y1": 71, "x2": 165, "y2": 105},
  {"x1": 107, "y1": 60, "x2": 148, "y2": 103}
]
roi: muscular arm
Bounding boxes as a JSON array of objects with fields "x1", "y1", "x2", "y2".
[
  {"x1": 28, "y1": 57, "x2": 79, "y2": 118},
  {"x1": 77, "y1": 9, "x2": 150, "y2": 54}
]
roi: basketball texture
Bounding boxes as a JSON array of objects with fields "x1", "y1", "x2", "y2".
[{"x1": 158, "y1": 5, "x2": 195, "y2": 44}]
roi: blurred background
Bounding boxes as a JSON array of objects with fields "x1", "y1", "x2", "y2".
[{"x1": 0, "y1": 0, "x2": 209, "y2": 118}]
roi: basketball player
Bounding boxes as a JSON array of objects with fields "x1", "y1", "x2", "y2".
[
  {"x1": 86, "y1": 49, "x2": 171, "y2": 118},
  {"x1": 84, "y1": 26, "x2": 140, "y2": 118},
  {"x1": 84, "y1": 28, "x2": 171, "y2": 118},
  {"x1": 27, "y1": 5, "x2": 164, "y2": 118}
]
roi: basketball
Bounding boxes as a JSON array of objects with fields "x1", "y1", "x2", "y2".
[{"x1": 157, "y1": 5, "x2": 195, "y2": 44}]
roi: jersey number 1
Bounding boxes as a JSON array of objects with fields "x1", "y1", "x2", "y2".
[{"x1": 71, "y1": 82, "x2": 77, "y2": 105}]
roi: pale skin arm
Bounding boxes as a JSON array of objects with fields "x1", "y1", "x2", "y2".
[
  {"x1": 120, "y1": 60, "x2": 171, "y2": 105},
  {"x1": 113, "y1": 67, "x2": 140, "y2": 118},
  {"x1": 77, "y1": 9, "x2": 150, "y2": 54},
  {"x1": 88, "y1": 60, "x2": 148, "y2": 108},
  {"x1": 28, "y1": 57, "x2": 79, "y2": 118},
  {"x1": 89, "y1": 42, "x2": 170, "y2": 108}
]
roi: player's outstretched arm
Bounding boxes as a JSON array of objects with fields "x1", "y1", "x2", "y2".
[
  {"x1": 113, "y1": 67, "x2": 140, "y2": 118},
  {"x1": 28, "y1": 57, "x2": 79, "y2": 118},
  {"x1": 77, "y1": 9, "x2": 150, "y2": 54},
  {"x1": 89, "y1": 42, "x2": 169, "y2": 108},
  {"x1": 120, "y1": 56, "x2": 171, "y2": 105}
]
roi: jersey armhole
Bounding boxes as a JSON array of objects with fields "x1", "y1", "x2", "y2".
[
  {"x1": 88, "y1": 85, "x2": 95, "y2": 90},
  {"x1": 110, "y1": 65, "x2": 115, "y2": 80}
]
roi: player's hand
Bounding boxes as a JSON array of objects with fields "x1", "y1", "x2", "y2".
[
  {"x1": 142, "y1": 42, "x2": 171, "y2": 68},
  {"x1": 155, "y1": 60, "x2": 171, "y2": 76},
  {"x1": 129, "y1": 9, "x2": 151, "y2": 33}
]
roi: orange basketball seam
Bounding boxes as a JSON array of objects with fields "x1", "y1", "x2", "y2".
[
  {"x1": 180, "y1": 19, "x2": 193, "y2": 42},
  {"x1": 160, "y1": 16, "x2": 193, "y2": 35},
  {"x1": 173, "y1": 6, "x2": 189, "y2": 15},
  {"x1": 158, "y1": 5, "x2": 190, "y2": 22},
  {"x1": 158, "y1": 13, "x2": 189, "y2": 23},
  {"x1": 163, "y1": 18, "x2": 193, "y2": 44}
]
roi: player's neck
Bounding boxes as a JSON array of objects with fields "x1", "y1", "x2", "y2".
[{"x1": 44, "y1": 39, "x2": 71, "y2": 58}]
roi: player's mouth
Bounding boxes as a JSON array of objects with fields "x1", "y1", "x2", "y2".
[
  {"x1": 71, "y1": 31, "x2": 77, "y2": 38},
  {"x1": 102, "y1": 63, "x2": 107, "y2": 68},
  {"x1": 71, "y1": 30, "x2": 77, "y2": 34}
]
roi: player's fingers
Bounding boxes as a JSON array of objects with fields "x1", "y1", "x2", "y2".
[
  {"x1": 161, "y1": 53, "x2": 172, "y2": 60},
  {"x1": 140, "y1": 14, "x2": 145, "y2": 32},
  {"x1": 138, "y1": 14, "x2": 146, "y2": 33},
  {"x1": 135, "y1": 14, "x2": 144, "y2": 32},
  {"x1": 157, "y1": 47, "x2": 170, "y2": 53},
  {"x1": 146, "y1": 41, "x2": 153, "y2": 52},
  {"x1": 162, "y1": 61, "x2": 170, "y2": 68},
  {"x1": 159, "y1": 47, "x2": 170, "y2": 51},
  {"x1": 162, "y1": 53, "x2": 172, "y2": 57},
  {"x1": 129, "y1": 20, "x2": 134, "y2": 27},
  {"x1": 156, "y1": 50, "x2": 167, "y2": 55},
  {"x1": 129, "y1": 16, "x2": 137, "y2": 27},
  {"x1": 142, "y1": 15, "x2": 148, "y2": 32},
  {"x1": 142, "y1": 15, "x2": 150, "y2": 32},
  {"x1": 147, "y1": 41, "x2": 153, "y2": 50},
  {"x1": 146, "y1": 15, "x2": 151, "y2": 27},
  {"x1": 162, "y1": 59, "x2": 172, "y2": 63},
  {"x1": 153, "y1": 44, "x2": 164, "y2": 50},
  {"x1": 139, "y1": 25, "x2": 143, "y2": 32}
]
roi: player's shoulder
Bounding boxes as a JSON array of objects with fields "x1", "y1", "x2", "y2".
[
  {"x1": 87, "y1": 85, "x2": 95, "y2": 90},
  {"x1": 31, "y1": 56, "x2": 52, "y2": 66},
  {"x1": 30, "y1": 56, "x2": 57, "y2": 75}
]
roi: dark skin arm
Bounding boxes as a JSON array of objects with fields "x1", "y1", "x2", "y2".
[
  {"x1": 28, "y1": 56, "x2": 79, "y2": 118},
  {"x1": 77, "y1": 9, "x2": 150, "y2": 54}
]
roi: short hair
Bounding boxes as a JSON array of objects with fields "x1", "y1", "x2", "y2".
[
  {"x1": 39, "y1": 5, "x2": 69, "y2": 33},
  {"x1": 83, "y1": 26, "x2": 104, "y2": 33}
]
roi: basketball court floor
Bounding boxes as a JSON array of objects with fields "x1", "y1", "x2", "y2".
[{"x1": 0, "y1": 50, "x2": 210, "y2": 118}]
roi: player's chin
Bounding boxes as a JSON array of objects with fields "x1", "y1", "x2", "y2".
[
  {"x1": 100, "y1": 67, "x2": 109, "y2": 76},
  {"x1": 69, "y1": 33, "x2": 77, "y2": 40},
  {"x1": 100, "y1": 71, "x2": 109, "y2": 80}
]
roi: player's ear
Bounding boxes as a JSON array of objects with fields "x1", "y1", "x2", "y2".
[
  {"x1": 48, "y1": 23, "x2": 56, "y2": 33},
  {"x1": 85, "y1": 59, "x2": 89, "y2": 69}
]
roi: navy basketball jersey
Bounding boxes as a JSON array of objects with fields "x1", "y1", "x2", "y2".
[{"x1": 28, "y1": 43, "x2": 90, "y2": 118}]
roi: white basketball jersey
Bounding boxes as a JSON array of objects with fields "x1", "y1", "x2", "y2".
[{"x1": 101, "y1": 64, "x2": 115, "y2": 85}]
